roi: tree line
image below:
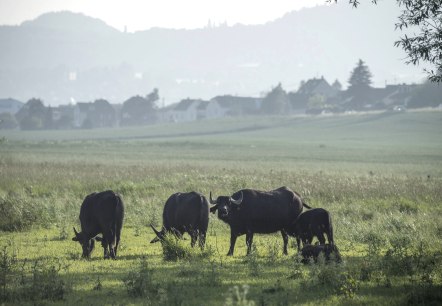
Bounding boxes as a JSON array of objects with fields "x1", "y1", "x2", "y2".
[{"x1": 1, "y1": 59, "x2": 441, "y2": 130}]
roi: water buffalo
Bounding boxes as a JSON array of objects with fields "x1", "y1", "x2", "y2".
[
  {"x1": 287, "y1": 208, "x2": 334, "y2": 251},
  {"x1": 209, "y1": 186, "x2": 310, "y2": 256},
  {"x1": 300, "y1": 244, "x2": 341, "y2": 264},
  {"x1": 150, "y1": 191, "x2": 209, "y2": 249},
  {"x1": 72, "y1": 190, "x2": 124, "y2": 259}
]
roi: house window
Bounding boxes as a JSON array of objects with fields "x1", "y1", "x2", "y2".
[{"x1": 69, "y1": 72, "x2": 77, "y2": 81}]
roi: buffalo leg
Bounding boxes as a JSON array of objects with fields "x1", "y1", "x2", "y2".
[
  {"x1": 246, "y1": 231, "x2": 254, "y2": 255},
  {"x1": 305, "y1": 237, "x2": 312, "y2": 246},
  {"x1": 296, "y1": 237, "x2": 302, "y2": 253},
  {"x1": 301, "y1": 235, "x2": 311, "y2": 249},
  {"x1": 103, "y1": 230, "x2": 116, "y2": 259},
  {"x1": 317, "y1": 232, "x2": 326, "y2": 245},
  {"x1": 115, "y1": 231, "x2": 120, "y2": 258},
  {"x1": 190, "y1": 230, "x2": 198, "y2": 248},
  {"x1": 101, "y1": 240, "x2": 109, "y2": 259},
  {"x1": 281, "y1": 230, "x2": 289, "y2": 255},
  {"x1": 109, "y1": 235, "x2": 116, "y2": 259},
  {"x1": 198, "y1": 231, "x2": 206, "y2": 249},
  {"x1": 227, "y1": 232, "x2": 238, "y2": 256},
  {"x1": 326, "y1": 228, "x2": 334, "y2": 245}
]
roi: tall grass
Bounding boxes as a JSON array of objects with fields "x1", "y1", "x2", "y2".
[{"x1": 0, "y1": 112, "x2": 441, "y2": 304}]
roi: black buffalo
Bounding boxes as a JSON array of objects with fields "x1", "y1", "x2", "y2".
[
  {"x1": 287, "y1": 208, "x2": 334, "y2": 251},
  {"x1": 300, "y1": 244, "x2": 341, "y2": 264},
  {"x1": 150, "y1": 191, "x2": 209, "y2": 249},
  {"x1": 72, "y1": 190, "x2": 124, "y2": 259},
  {"x1": 209, "y1": 186, "x2": 310, "y2": 256}
]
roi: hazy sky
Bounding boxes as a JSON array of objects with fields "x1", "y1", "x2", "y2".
[{"x1": 0, "y1": 0, "x2": 327, "y2": 31}]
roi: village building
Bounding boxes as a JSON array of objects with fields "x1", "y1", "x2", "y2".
[
  {"x1": 289, "y1": 77, "x2": 340, "y2": 114},
  {"x1": 73, "y1": 100, "x2": 116, "y2": 128},
  {"x1": 206, "y1": 95, "x2": 262, "y2": 119},
  {"x1": 0, "y1": 98, "x2": 24, "y2": 115},
  {"x1": 159, "y1": 99, "x2": 208, "y2": 123}
]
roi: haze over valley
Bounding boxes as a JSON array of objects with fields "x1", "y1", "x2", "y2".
[{"x1": 0, "y1": 1, "x2": 425, "y2": 106}]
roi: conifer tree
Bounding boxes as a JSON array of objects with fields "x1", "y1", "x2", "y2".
[{"x1": 348, "y1": 59, "x2": 373, "y2": 91}]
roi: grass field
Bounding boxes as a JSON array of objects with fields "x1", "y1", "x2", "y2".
[{"x1": 0, "y1": 111, "x2": 441, "y2": 305}]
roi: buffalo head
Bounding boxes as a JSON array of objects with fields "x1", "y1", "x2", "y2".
[
  {"x1": 209, "y1": 191, "x2": 243, "y2": 221},
  {"x1": 72, "y1": 227, "x2": 95, "y2": 258}
]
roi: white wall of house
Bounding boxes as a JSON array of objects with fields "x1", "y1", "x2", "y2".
[
  {"x1": 172, "y1": 102, "x2": 200, "y2": 122},
  {"x1": 73, "y1": 105, "x2": 88, "y2": 128},
  {"x1": 206, "y1": 100, "x2": 228, "y2": 119}
]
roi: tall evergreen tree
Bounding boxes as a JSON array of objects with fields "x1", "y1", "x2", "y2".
[
  {"x1": 348, "y1": 59, "x2": 372, "y2": 91},
  {"x1": 346, "y1": 59, "x2": 374, "y2": 110}
]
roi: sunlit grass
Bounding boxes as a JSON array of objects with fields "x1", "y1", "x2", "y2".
[{"x1": 0, "y1": 112, "x2": 441, "y2": 304}]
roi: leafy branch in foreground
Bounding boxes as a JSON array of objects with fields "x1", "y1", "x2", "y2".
[{"x1": 330, "y1": 0, "x2": 442, "y2": 83}]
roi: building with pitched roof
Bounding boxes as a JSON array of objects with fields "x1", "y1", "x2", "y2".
[
  {"x1": 0, "y1": 98, "x2": 24, "y2": 115},
  {"x1": 160, "y1": 99, "x2": 208, "y2": 123},
  {"x1": 206, "y1": 95, "x2": 262, "y2": 119}
]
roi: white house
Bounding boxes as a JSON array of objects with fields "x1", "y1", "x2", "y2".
[
  {"x1": 297, "y1": 77, "x2": 339, "y2": 98},
  {"x1": 206, "y1": 95, "x2": 262, "y2": 119},
  {"x1": 51, "y1": 104, "x2": 74, "y2": 121},
  {"x1": 157, "y1": 102, "x2": 178, "y2": 123},
  {"x1": 162, "y1": 99, "x2": 208, "y2": 123}
]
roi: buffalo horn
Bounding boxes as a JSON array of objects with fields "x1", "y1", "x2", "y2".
[
  {"x1": 209, "y1": 192, "x2": 217, "y2": 204},
  {"x1": 73, "y1": 227, "x2": 79, "y2": 236},
  {"x1": 230, "y1": 191, "x2": 243, "y2": 205},
  {"x1": 150, "y1": 224, "x2": 161, "y2": 237}
]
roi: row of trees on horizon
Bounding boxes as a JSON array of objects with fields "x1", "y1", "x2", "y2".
[{"x1": 0, "y1": 60, "x2": 441, "y2": 131}]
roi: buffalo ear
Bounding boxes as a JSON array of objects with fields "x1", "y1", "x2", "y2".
[
  {"x1": 72, "y1": 227, "x2": 82, "y2": 241},
  {"x1": 150, "y1": 237, "x2": 160, "y2": 244},
  {"x1": 209, "y1": 206, "x2": 218, "y2": 214}
]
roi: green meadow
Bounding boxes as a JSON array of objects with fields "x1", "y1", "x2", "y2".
[{"x1": 0, "y1": 110, "x2": 441, "y2": 305}]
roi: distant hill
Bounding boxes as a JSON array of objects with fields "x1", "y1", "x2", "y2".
[
  {"x1": 0, "y1": 2, "x2": 427, "y2": 105},
  {"x1": 20, "y1": 11, "x2": 119, "y2": 34}
]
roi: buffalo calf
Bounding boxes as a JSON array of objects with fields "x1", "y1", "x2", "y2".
[
  {"x1": 301, "y1": 244, "x2": 341, "y2": 263},
  {"x1": 287, "y1": 208, "x2": 334, "y2": 252}
]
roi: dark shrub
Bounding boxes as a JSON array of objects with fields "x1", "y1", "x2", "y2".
[
  {"x1": 123, "y1": 258, "x2": 158, "y2": 298},
  {"x1": 0, "y1": 194, "x2": 49, "y2": 231}
]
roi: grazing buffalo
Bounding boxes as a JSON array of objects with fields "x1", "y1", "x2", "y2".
[
  {"x1": 72, "y1": 190, "x2": 124, "y2": 259},
  {"x1": 209, "y1": 186, "x2": 310, "y2": 256},
  {"x1": 287, "y1": 208, "x2": 334, "y2": 251},
  {"x1": 300, "y1": 244, "x2": 341, "y2": 264},
  {"x1": 150, "y1": 191, "x2": 209, "y2": 249}
]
